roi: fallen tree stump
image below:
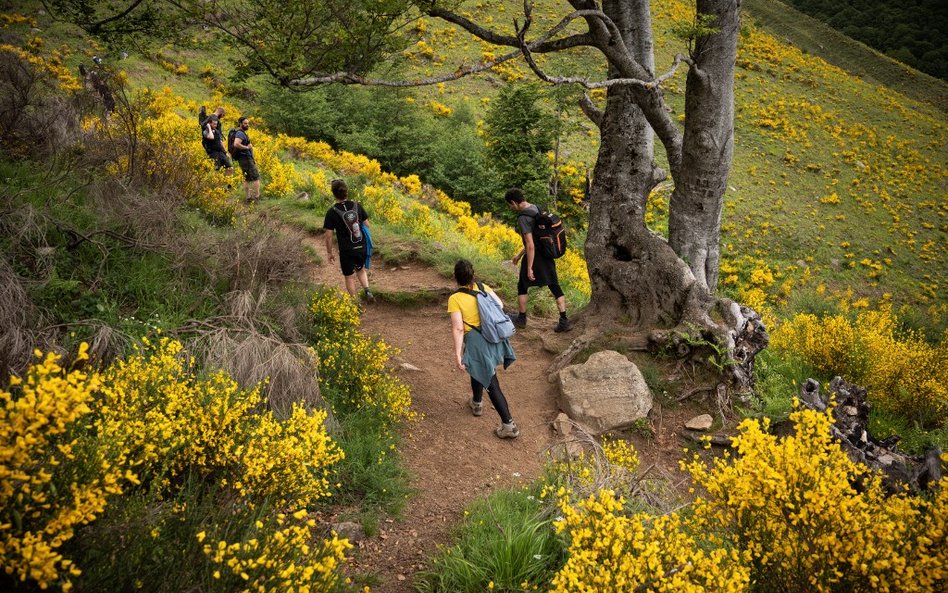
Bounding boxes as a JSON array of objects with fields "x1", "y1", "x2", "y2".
[{"x1": 786, "y1": 376, "x2": 942, "y2": 493}]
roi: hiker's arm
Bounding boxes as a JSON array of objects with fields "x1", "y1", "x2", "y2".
[
  {"x1": 524, "y1": 233, "x2": 536, "y2": 281},
  {"x1": 511, "y1": 248, "x2": 524, "y2": 265},
  {"x1": 324, "y1": 231, "x2": 335, "y2": 263},
  {"x1": 204, "y1": 125, "x2": 214, "y2": 140},
  {"x1": 234, "y1": 137, "x2": 250, "y2": 151},
  {"x1": 450, "y1": 312, "x2": 465, "y2": 371}
]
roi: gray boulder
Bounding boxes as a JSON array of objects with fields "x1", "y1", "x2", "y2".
[{"x1": 557, "y1": 351, "x2": 652, "y2": 434}]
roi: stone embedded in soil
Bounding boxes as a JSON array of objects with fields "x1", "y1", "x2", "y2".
[
  {"x1": 685, "y1": 414, "x2": 714, "y2": 431},
  {"x1": 552, "y1": 412, "x2": 573, "y2": 435}
]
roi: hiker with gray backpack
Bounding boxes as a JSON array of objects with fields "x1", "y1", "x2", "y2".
[{"x1": 447, "y1": 259, "x2": 519, "y2": 439}]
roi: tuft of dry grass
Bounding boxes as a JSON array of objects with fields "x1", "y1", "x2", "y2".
[
  {"x1": 0, "y1": 52, "x2": 83, "y2": 159},
  {"x1": 186, "y1": 317, "x2": 330, "y2": 423},
  {"x1": 0, "y1": 258, "x2": 35, "y2": 383}
]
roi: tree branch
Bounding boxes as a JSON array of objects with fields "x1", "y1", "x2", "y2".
[
  {"x1": 87, "y1": 0, "x2": 147, "y2": 34},
  {"x1": 579, "y1": 93, "x2": 602, "y2": 127},
  {"x1": 287, "y1": 48, "x2": 523, "y2": 87}
]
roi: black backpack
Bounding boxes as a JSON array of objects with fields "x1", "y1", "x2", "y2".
[
  {"x1": 226, "y1": 129, "x2": 239, "y2": 158},
  {"x1": 530, "y1": 210, "x2": 567, "y2": 259},
  {"x1": 334, "y1": 200, "x2": 364, "y2": 245}
]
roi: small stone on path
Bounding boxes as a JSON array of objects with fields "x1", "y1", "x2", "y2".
[{"x1": 399, "y1": 363, "x2": 422, "y2": 372}]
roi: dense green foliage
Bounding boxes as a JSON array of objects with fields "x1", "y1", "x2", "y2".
[
  {"x1": 483, "y1": 84, "x2": 556, "y2": 204},
  {"x1": 262, "y1": 85, "x2": 502, "y2": 211},
  {"x1": 782, "y1": 0, "x2": 948, "y2": 80}
]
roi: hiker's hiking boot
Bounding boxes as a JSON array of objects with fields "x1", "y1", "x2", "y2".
[
  {"x1": 495, "y1": 421, "x2": 520, "y2": 439},
  {"x1": 554, "y1": 317, "x2": 572, "y2": 333},
  {"x1": 469, "y1": 399, "x2": 483, "y2": 417},
  {"x1": 363, "y1": 288, "x2": 376, "y2": 303},
  {"x1": 512, "y1": 313, "x2": 527, "y2": 329}
]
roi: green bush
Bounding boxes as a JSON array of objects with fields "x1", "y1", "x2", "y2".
[{"x1": 416, "y1": 485, "x2": 564, "y2": 593}]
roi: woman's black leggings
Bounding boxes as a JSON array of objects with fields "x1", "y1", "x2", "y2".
[{"x1": 471, "y1": 375, "x2": 512, "y2": 424}]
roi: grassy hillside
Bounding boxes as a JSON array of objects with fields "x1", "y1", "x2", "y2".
[{"x1": 744, "y1": 0, "x2": 948, "y2": 112}]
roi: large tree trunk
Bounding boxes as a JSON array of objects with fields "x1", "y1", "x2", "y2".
[
  {"x1": 574, "y1": 0, "x2": 765, "y2": 395},
  {"x1": 668, "y1": 0, "x2": 741, "y2": 292}
]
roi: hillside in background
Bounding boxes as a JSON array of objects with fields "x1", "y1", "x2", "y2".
[{"x1": 775, "y1": 0, "x2": 948, "y2": 82}]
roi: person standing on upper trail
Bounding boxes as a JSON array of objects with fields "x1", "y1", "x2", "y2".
[
  {"x1": 323, "y1": 179, "x2": 375, "y2": 303},
  {"x1": 447, "y1": 259, "x2": 519, "y2": 439},
  {"x1": 232, "y1": 116, "x2": 261, "y2": 203},
  {"x1": 201, "y1": 115, "x2": 233, "y2": 174},
  {"x1": 504, "y1": 187, "x2": 572, "y2": 333}
]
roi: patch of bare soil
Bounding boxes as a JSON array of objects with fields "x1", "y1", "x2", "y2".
[{"x1": 298, "y1": 229, "x2": 696, "y2": 592}]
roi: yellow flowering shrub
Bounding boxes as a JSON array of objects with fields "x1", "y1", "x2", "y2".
[
  {"x1": 0, "y1": 43, "x2": 82, "y2": 92},
  {"x1": 771, "y1": 305, "x2": 948, "y2": 425},
  {"x1": 99, "y1": 337, "x2": 343, "y2": 505},
  {"x1": 686, "y1": 407, "x2": 947, "y2": 593},
  {"x1": 86, "y1": 87, "x2": 242, "y2": 221},
  {"x1": 551, "y1": 407, "x2": 945, "y2": 593},
  {"x1": 552, "y1": 490, "x2": 750, "y2": 593},
  {"x1": 310, "y1": 290, "x2": 413, "y2": 422},
  {"x1": 1, "y1": 345, "x2": 129, "y2": 591},
  {"x1": 201, "y1": 513, "x2": 351, "y2": 593}
]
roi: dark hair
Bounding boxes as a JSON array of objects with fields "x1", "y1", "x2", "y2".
[
  {"x1": 454, "y1": 259, "x2": 474, "y2": 287},
  {"x1": 238, "y1": 116, "x2": 248, "y2": 125},
  {"x1": 208, "y1": 114, "x2": 219, "y2": 123},
  {"x1": 331, "y1": 179, "x2": 348, "y2": 200},
  {"x1": 504, "y1": 187, "x2": 525, "y2": 204}
]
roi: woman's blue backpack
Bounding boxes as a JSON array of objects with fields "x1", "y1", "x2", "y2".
[{"x1": 457, "y1": 282, "x2": 516, "y2": 343}]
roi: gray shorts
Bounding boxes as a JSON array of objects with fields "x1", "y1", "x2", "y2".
[{"x1": 236, "y1": 156, "x2": 259, "y2": 181}]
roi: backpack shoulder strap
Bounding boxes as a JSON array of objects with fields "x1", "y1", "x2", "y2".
[{"x1": 453, "y1": 287, "x2": 480, "y2": 331}]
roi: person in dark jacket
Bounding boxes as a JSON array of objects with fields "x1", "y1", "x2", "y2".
[
  {"x1": 448, "y1": 259, "x2": 519, "y2": 439},
  {"x1": 233, "y1": 116, "x2": 260, "y2": 202}
]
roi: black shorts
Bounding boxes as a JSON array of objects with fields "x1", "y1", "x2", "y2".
[
  {"x1": 208, "y1": 150, "x2": 232, "y2": 170},
  {"x1": 339, "y1": 249, "x2": 365, "y2": 276},
  {"x1": 236, "y1": 156, "x2": 259, "y2": 181}
]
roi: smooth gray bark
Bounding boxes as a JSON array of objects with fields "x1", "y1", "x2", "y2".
[{"x1": 668, "y1": 0, "x2": 741, "y2": 292}]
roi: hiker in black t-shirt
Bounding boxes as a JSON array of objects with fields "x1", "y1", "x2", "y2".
[
  {"x1": 199, "y1": 106, "x2": 225, "y2": 131},
  {"x1": 233, "y1": 116, "x2": 260, "y2": 203},
  {"x1": 504, "y1": 187, "x2": 571, "y2": 332},
  {"x1": 201, "y1": 115, "x2": 233, "y2": 174},
  {"x1": 323, "y1": 179, "x2": 375, "y2": 302}
]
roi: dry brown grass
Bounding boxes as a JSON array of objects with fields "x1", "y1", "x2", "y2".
[
  {"x1": 187, "y1": 324, "x2": 328, "y2": 421},
  {"x1": 0, "y1": 52, "x2": 83, "y2": 159}
]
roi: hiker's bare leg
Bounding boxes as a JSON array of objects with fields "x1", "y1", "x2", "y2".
[
  {"x1": 252, "y1": 179, "x2": 260, "y2": 200},
  {"x1": 244, "y1": 181, "x2": 252, "y2": 201},
  {"x1": 518, "y1": 294, "x2": 528, "y2": 315},
  {"x1": 344, "y1": 274, "x2": 358, "y2": 297},
  {"x1": 356, "y1": 268, "x2": 370, "y2": 290},
  {"x1": 556, "y1": 295, "x2": 567, "y2": 313}
]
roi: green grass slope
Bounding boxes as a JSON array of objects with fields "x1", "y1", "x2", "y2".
[{"x1": 743, "y1": 0, "x2": 948, "y2": 112}]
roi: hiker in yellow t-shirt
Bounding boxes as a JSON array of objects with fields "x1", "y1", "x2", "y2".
[{"x1": 447, "y1": 259, "x2": 519, "y2": 439}]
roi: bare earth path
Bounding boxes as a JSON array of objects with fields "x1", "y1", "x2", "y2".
[{"x1": 301, "y1": 234, "x2": 565, "y2": 592}]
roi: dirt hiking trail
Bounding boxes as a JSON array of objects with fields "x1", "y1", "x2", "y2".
[{"x1": 297, "y1": 229, "x2": 691, "y2": 593}]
